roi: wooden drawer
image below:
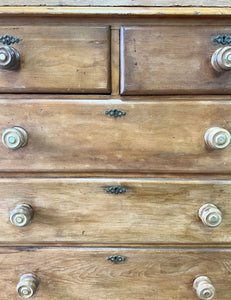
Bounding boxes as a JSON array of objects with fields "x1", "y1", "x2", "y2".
[
  {"x1": 0, "y1": 25, "x2": 110, "y2": 93},
  {"x1": 1, "y1": 99, "x2": 231, "y2": 173},
  {"x1": 1, "y1": 247, "x2": 231, "y2": 299},
  {"x1": 121, "y1": 26, "x2": 231, "y2": 95},
  {"x1": 2, "y1": 178, "x2": 231, "y2": 245}
]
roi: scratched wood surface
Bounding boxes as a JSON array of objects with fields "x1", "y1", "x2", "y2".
[
  {"x1": 0, "y1": 25, "x2": 110, "y2": 93},
  {"x1": 121, "y1": 25, "x2": 231, "y2": 95},
  {"x1": 1, "y1": 178, "x2": 231, "y2": 245},
  {"x1": 0, "y1": 1, "x2": 230, "y2": 6},
  {"x1": 0, "y1": 247, "x2": 230, "y2": 299},
  {"x1": 1, "y1": 99, "x2": 231, "y2": 173}
]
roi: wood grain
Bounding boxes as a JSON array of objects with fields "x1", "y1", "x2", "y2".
[
  {"x1": 121, "y1": 25, "x2": 231, "y2": 95},
  {"x1": 0, "y1": 1, "x2": 231, "y2": 7},
  {"x1": 1, "y1": 99, "x2": 231, "y2": 173},
  {"x1": 0, "y1": 25, "x2": 110, "y2": 93},
  {"x1": 1, "y1": 7, "x2": 231, "y2": 17},
  {"x1": 1, "y1": 178, "x2": 231, "y2": 245},
  {"x1": 0, "y1": 247, "x2": 231, "y2": 299}
]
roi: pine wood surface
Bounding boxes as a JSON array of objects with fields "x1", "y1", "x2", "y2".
[
  {"x1": 0, "y1": 25, "x2": 110, "y2": 93},
  {"x1": 0, "y1": 99, "x2": 231, "y2": 173},
  {"x1": 0, "y1": 247, "x2": 230, "y2": 299},
  {"x1": 121, "y1": 25, "x2": 231, "y2": 95},
  {"x1": 0, "y1": 1, "x2": 231, "y2": 7},
  {"x1": 2, "y1": 7, "x2": 231, "y2": 17},
  {"x1": 1, "y1": 178, "x2": 231, "y2": 245},
  {"x1": 0, "y1": 6, "x2": 230, "y2": 299}
]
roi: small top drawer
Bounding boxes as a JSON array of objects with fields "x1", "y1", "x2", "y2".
[
  {"x1": 121, "y1": 25, "x2": 231, "y2": 95},
  {"x1": 0, "y1": 25, "x2": 110, "y2": 93}
]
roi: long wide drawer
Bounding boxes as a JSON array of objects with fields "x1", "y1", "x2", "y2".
[
  {"x1": 1, "y1": 247, "x2": 231, "y2": 299},
  {"x1": 0, "y1": 25, "x2": 110, "y2": 93},
  {"x1": 121, "y1": 25, "x2": 231, "y2": 95},
  {"x1": 1, "y1": 99, "x2": 231, "y2": 173},
  {"x1": 2, "y1": 178, "x2": 231, "y2": 244}
]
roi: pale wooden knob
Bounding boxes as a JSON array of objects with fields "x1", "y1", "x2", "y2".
[
  {"x1": 199, "y1": 204, "x2": 222, "y2": 227},
  {"x1": 204, "y1": 127, "x2": 231, "y2": 150},
  {"x1": 17, "y1": 274, "x2": 39, "y2": 298},
  {"x1": 2, "y1": 126, "x2": 28, "y2": 149},
  {"x1": 10, "y1": 204, "x2": 33, "y2": 227},
  {"x1": 193, "y1": 276, "x2": 215, "y2": 299},
  {"x1": 0, "y1": 45, "x2": 20, "y2": 70},
  {"x1": 211, "y1": 46, "x2": 231, "y2": 71}
]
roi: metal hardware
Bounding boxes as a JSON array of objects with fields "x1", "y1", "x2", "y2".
[
  {"x1": 213, "y1": 34, "x2": 231, "y2": 45},
  {"x1": 106, "y1": 255, "x2": 126, "y2": 263},
  {"x1": 0, "y1": 35, "x2": 20, "y2": 45},
  {"x1": 105, "y1": 109, "x2": 126, "y2": 118},
  {"x1": 106, "y1": 186, "x2": 127, "y2": 194},
  {"x1": 17, "y1": 274, "x2": 39, "y2": 298}
]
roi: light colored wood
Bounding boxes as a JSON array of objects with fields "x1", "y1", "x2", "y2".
[
  {"x1": 1, "y1": 178, "x2": 231, "y2": 244},
  {"x1": 121, "y1": 25, "x2": 231, "y2": 95},
  {"x1": 1, "y1": 7, "x2": 231, "y2": 17},
  {"x1": 0, "y1": 2, "x2": 231, "y2": 8},
  {"x1": 0, "y1": 25, "x2": 110, "y2": 93},
  {"x1": 111, "y1": 28, "x2": 120, "y2": 96},
  {"x1": 0, "y1": 247, "x2": 231, "y2": 299},
  {"x1": 1, "y1": 99, "x2": 231, "y2": 173}
]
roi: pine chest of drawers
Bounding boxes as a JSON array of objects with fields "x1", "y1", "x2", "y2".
[{"x1": 0, "y1": 2, "x2": 231, "y2": 299}]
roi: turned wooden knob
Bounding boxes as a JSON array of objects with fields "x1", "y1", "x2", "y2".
[
  {"x1": 10, "y1": 204, "x2": 33, "y2": 227},
  {"x1": 211, "y1": 46, "x2": 231, "y2": 71},
  {"x1": 2, "y1": 126, "x2": 28, "y2": 149},
  {"x1": 204, "y1": 127, "x2": 231, "y2": 150},
  {"x1": 193, "y1": 276, "x2": 215, "y2": 299},
  {"x1": 199, "y1": 204, "x2": 222, "y2": 227},
  {"x1": 0, "y1": 45, "x2": 20, "y2": 70},
  {"x1": 17, "y1": 274, "x2": 39, "y2": 298}
]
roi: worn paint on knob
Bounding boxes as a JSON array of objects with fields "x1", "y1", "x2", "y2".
[
  {"x1": 2, "y1": 126, "x2": 28, "y2": 150},
  {"x1": 17, "y1": 274, "x2": 39, "y2": 298},
  {"x1": 0, "y1": 45, "x2": 20, "y2": 70},
  {"x1": 193, "y1": 276, "x2": 215, "y2": 300},
  {"x1": 211, "y1": 46, "x2": 231, "y2": 71},
  {"x1": 10, "y1": 204, "x2": 33, "y2": 227},
  {"x1": 199, "y1": 203, "x2": 222, "y2": 227},
  {"x1": 204, "y1": 127, "x2": 231, "y2": 150}
]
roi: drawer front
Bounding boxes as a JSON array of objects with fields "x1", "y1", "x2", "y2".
[
  {"x1": 1, "y1": 247, "x2": 231, "y2": 299},
  {"x1": 1, "y1": 99, "x2": 231, "y2": 173},
  {"x1": 121, "y1": 26, "x2": 231, "y2": 95},
  {"x1": 0, "y1": 26, "x2": 110, "y2": 93},
  {"x1": 1, "y1": 178, "x2": 231, "y2": 244}
]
